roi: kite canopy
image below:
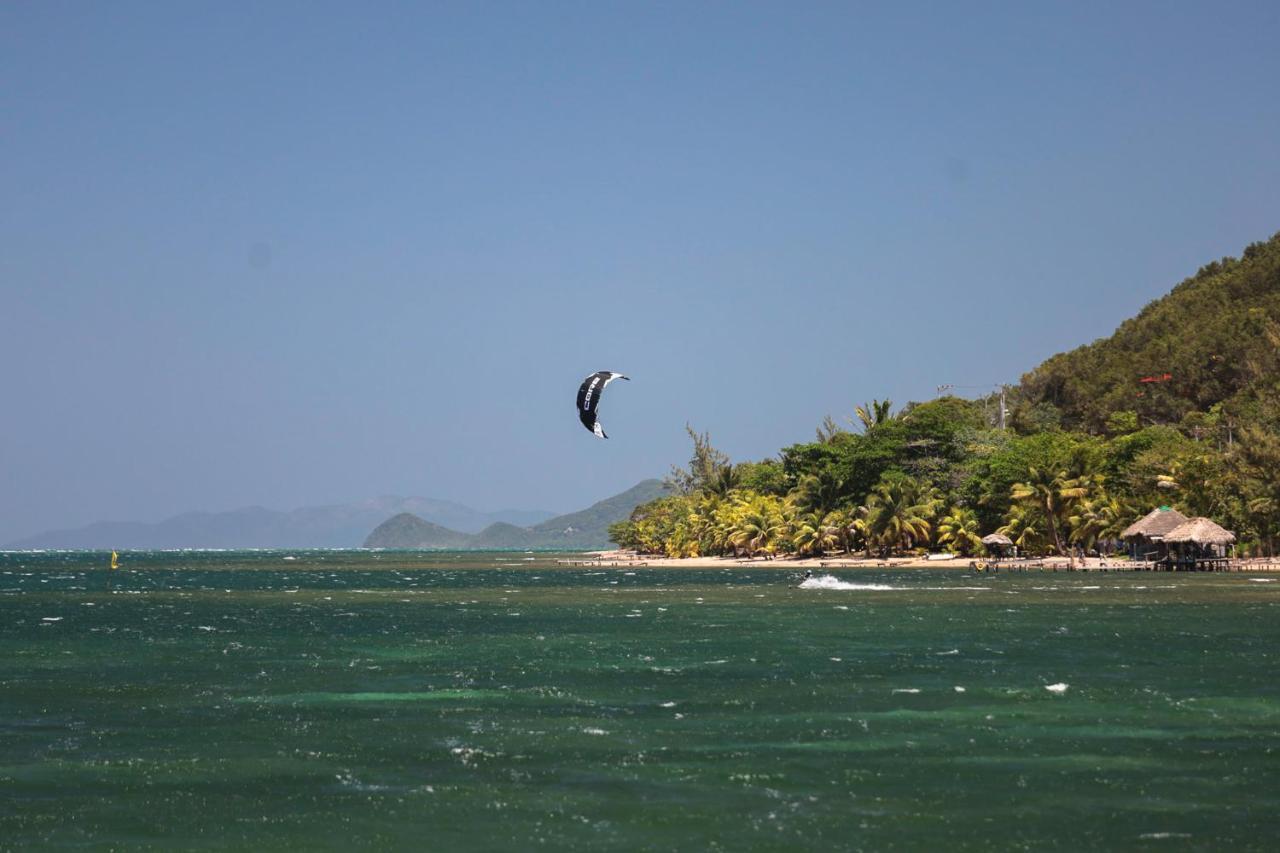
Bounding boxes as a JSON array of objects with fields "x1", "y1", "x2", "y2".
[{"x1": 576, "y1": 371, "x2": 629, "y2": 439}]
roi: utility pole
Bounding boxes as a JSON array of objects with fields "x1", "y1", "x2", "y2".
[{"x1": 934, "y1": 381, "x2": 1009, "y2": 429}]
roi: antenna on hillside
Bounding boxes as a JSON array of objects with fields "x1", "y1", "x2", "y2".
[{"x1": 935, "y1": 382, "x2": 1009, "y2": 429}]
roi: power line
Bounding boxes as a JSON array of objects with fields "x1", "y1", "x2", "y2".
[{"x1": 935, "y1": 382, "x2": 1010, "y2": 429}]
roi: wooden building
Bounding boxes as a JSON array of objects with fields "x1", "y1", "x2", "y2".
[
  {"x1": 1163, "y1": 517, "x2": 1236, "y2": 570},
  {"x1": 1121, "y1": 506, "x2": 1188, "y2": 563}
]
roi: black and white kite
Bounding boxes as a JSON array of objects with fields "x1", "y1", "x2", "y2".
[{"x1": 576, "y1": 371, "x2": 629, "y2": 439}]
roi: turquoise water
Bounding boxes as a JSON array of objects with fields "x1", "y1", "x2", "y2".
[{"x1": 3, "y1": 550, "x2": 1279, "y2": 850}]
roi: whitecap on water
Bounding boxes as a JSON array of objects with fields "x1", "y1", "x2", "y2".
[
  {"x1": 1045, "y1": 683, "x2": 1069, "y2": 694},
  {"x1": 336, "y1": 771, "x2": 390, "y2": 792},
  {"x1": 800, "y1": 575, "x2": 894, "y2": 591}
]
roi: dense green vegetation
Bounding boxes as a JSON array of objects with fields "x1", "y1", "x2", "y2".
[
  {"x1": 1018, "y1": 232, "x2": 1280, "y2": 432},
  {"x1": 611, "y1": 234, "x2": 1280, "y2": 559}
]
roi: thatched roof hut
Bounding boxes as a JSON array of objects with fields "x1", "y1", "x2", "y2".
[
  {"x1": 1163, "y1": 517, "x2": 1236, "y2": 546},
  {"x1": 1121, "y1": 507, "x2": 1188, "y2": 541},
  {"x1": 981, "y1": 532, "x2": 1014, "y2": 556}
]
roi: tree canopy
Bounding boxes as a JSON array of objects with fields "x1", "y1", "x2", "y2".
[{"x1": 614, "y1": 234, "x2": 1280, "y2": 558}]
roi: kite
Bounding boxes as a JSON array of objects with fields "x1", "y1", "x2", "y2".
[{"x1": 576, "y1": 371, "x2": 629, "y2": 438}]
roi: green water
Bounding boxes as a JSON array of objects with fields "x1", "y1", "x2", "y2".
[{"x1": 3, "y1": 550, "x2": 1279, "y2": 850}]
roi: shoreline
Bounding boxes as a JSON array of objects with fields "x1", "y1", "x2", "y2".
[
  {"x1": 584, "y1": 550, "x2": 1090, "y2": 569},
  {"x1": 581, "y1": 551, "x2": 1280, "y2": 572}
]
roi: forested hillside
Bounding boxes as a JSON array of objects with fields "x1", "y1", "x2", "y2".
[{"x1": 1017, "y1": 232, "x2": 1280, "y2": 432}]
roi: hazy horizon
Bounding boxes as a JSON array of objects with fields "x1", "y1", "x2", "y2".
[
  {"x1": 5, "y1": 485, "x2": 619, "y2": 544},
  {"x1": 4, "y1": 2, "x2": 1279, "y2": 542}
]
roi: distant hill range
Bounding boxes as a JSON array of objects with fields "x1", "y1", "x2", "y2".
[
  {"x1": 365, "y1": 480, "x2": 672, "y2": 549},
  {"x1": 6, "y1": 496, "x2": 556, "y2": 550}
]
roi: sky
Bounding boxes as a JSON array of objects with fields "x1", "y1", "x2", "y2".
[{"x1": 3, "y1": 1, "x2": 1279, "y2": 542}]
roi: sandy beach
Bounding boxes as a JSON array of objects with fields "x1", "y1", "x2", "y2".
[
  {"x1": 584, "y1": 550, "x2": 1118, "y2": 570},
  {"x1": 578, "y1": 551, "x2": 1280, "y2": 572}
]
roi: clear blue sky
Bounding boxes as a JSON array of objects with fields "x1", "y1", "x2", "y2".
[{"x1": 3, "y1": 1, "x2": 1278, "y2": 541}]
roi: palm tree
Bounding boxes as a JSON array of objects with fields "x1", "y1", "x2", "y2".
[
  {"x1": 730, "y1": 496, "x2": 786, "y2": 559},
  {"x1": 864, "y1": 476, "x2": 936, "y2": 556},
  {"x1": 791, "y1": 512, "x2": 841, "y2": 557},
  {"x1": 851, "y1": 505, "x2": 875, "y2": 557},
  {"x1": 999, "y1": 503, "x2": 1046, "y2": 554},
  {"x1": 823, "y1": 508, "x2": 857, "y2": 554},
  {"x1": 1068, "y1": 490, "x2": 1128, "y2": 554},
  {"x1": 1010, "y1": 467, "x2": 1087, "y2": 565},
  {"x1": 792, "y1": 470, "x2": 847, "y2": 517},
  {"x1": 1247, "y1": 495, "x2": 1278, "y2": 557},
  {"x1": 936, "y1": 506, "x2": 983, "y2": 556},
  {"x1": 852, "y1": 399, "x2": 895, "y2": 433},
  {"x1": 705, "y1": 464, "x2": 741, "y2": 497}
]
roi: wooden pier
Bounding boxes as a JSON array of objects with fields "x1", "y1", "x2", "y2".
[{"x1": 968, "y1": 558, "x2": 1280, "y2": 573}]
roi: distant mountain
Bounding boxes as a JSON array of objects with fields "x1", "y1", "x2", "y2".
[
  {"x1": 363, "y1": 480, "x2": 671, "y2": 549},
  {"x1": 519, "y1": 479, "x2": 674, "y2": 547},
  {"x1": 7, "y1": 497, "x2": 555, "y2": 550},
  {"x1": 471, "y1": 522, "x2": 540, "y2": 549},
  {"x1": 361, "y1": 514, "x2": 473, "y2": 550}
]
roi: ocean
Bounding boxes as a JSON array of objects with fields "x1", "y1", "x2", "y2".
[{"x1": 2, "y1": 550, "x2": 1278, "y2": 850}]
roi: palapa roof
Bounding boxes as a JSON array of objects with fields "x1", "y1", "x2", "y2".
[
  {"x1": 981, "y1": 533, "x2": 1013, "y2": 546},
  {"x1": 1163, "y1": 517, "x2": 1236, "y2": 546},
  {"x1": 1121, "y1": 506, "x2": 1188, "y2": 540}
]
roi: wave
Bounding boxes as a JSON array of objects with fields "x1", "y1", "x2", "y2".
[
  {"x1": 799, "y1": 575, "x2": 990, "y2": 592},
  {"x1": 799, "y1": 575, "x2": 894, "y2": 591}
]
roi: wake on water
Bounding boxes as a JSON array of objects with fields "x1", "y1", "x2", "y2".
[
  {"x1": 799, "y1": 575, "x2": 895, "y2": 591},
  {"x1": 797, "y1": 574, "x2": 991, "y2": 592}
]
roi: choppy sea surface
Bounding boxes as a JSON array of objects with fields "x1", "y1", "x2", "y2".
[{"x1": 3, "y1": 550, "x2": 1279, "y2": 850}]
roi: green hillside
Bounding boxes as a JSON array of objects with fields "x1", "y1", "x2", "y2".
[
  {"x1": 524, "y1": 480, "x2": 671, "y2": 548},
  {"x1": 363, "y1": 513, "x2": 473, "y2": 548},
  {"x1": 471, "y1": 522, "x2": 538, "y2": 549},
  {"x1": 1018, "y1": 232, "x2": 1280, "y2": 432}
]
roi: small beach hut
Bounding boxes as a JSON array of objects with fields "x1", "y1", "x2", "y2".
[
  {"x1": 1162, "y1": 517, "x2": 1235, "y2": 570},
  {"x1": 981, "y1": 533, "x2": 1014, "y2": 558},
  {"x1": 1121, "y1": 506, "x2": 1188, "y2": 562}
]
